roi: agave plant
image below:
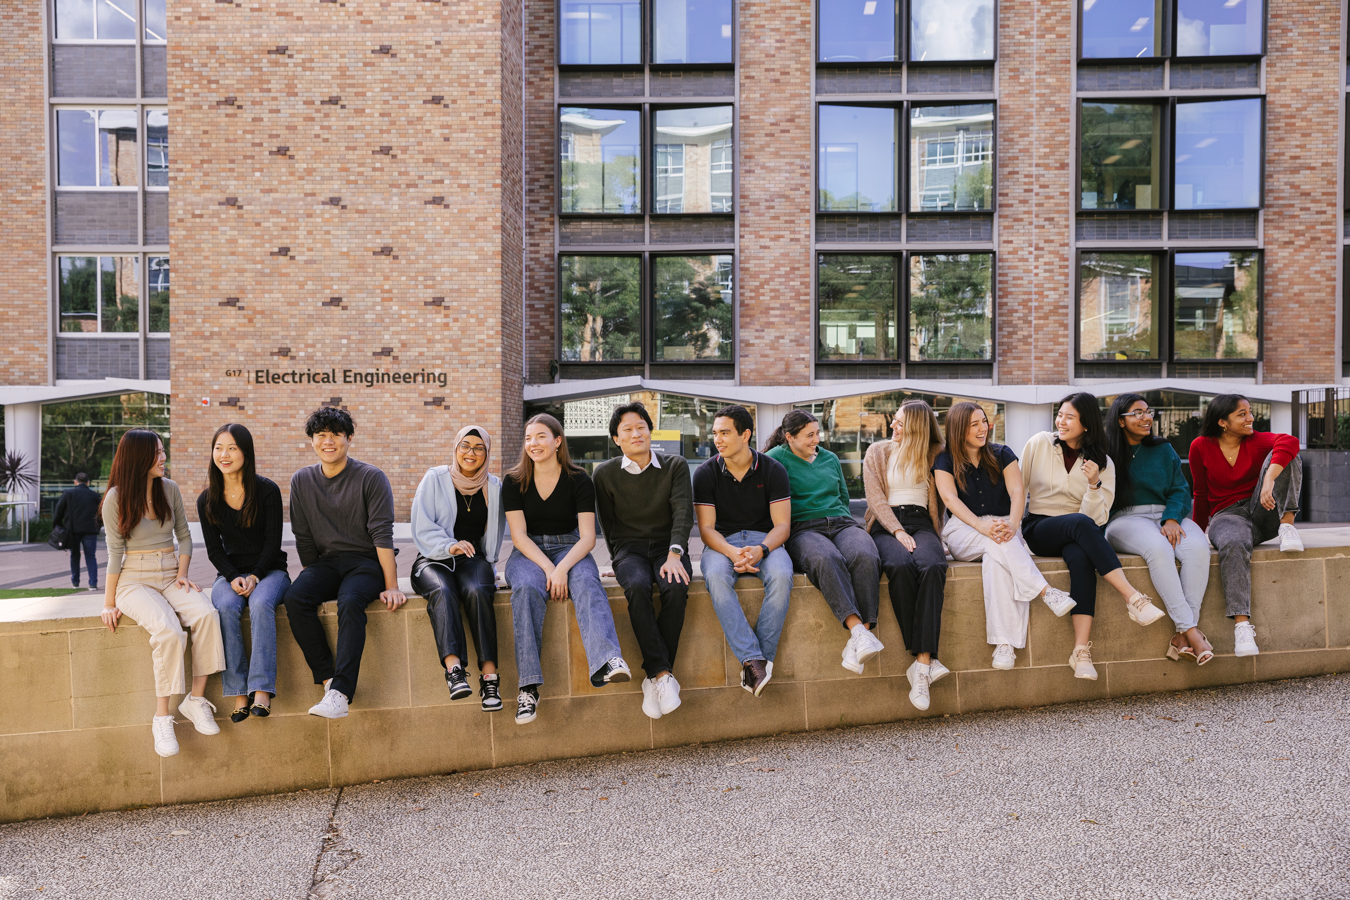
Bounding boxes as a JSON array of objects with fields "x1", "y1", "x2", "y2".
[{"x1": 0, "y1": 450, "x2": 38, "y2": 494}]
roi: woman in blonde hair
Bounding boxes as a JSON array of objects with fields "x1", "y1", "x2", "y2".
[{"x1": 862, "y1": 399, "x2": 949, "y2": 711}]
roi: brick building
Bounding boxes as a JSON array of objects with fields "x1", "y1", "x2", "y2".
[{"x1": 0, "y1": 0, "x2": 1344, "y2": 517}]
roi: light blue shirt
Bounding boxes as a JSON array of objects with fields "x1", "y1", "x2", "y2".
[{"x1": 410, "y1": 466, "x2": 506, "y2": 564}]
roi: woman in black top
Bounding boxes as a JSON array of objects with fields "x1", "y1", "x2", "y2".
[
  {"x1": 198, "y1": 423, "x2": 290, "y2": 722},
  {"x1": 503, "y1": 413, "x2": 630, "y2": 725}
]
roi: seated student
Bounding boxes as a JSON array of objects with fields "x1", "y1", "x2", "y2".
[
  {"x1": 409, "y1": 426, "x2": 507, "y2": 712},
  {"x1": 862, "y1": 399, "x2": 948, "y2": 711},
  {"x1": 764, "y1": 410, "x2": 884, "y2": 675},
  {"x1": 1104, "y1": 394, "x2": 1214, "y2": 665},
  {"x1": 503, "y1": 413, "x2": 631, "y2": 725},
  {"x1": 935, "y1": 402, "x2": 1075, "y2": 672},
  {"x1": 693, "y1": 405, "x2": 794, "y2": 697},
  {"x1": 198, "y1": 423, "x2": 291, "y2": 723},
  {"x1": 283, "y1": 407, "x2": 406, "y2": 719},
  {"x1": 1189, "y1": 393, "x2": 1303, "y2": 658},
  {"x1": 593, "y1": 402, "x2": 694, "y2": 720},
  {"x1": 1021, "y1": 393, "x2": 1165, "y2": 680}
]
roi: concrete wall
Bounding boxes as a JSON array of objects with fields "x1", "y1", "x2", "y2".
[{"x1": 4, "y1": 545, "x2": 1348, "y2": 824}]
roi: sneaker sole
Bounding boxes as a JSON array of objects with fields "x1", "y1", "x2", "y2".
[
  {"x1": 909, "y1": 692, "x2": 930, "y2": 711},
  {"x1": 1071, "y1": 667, "x2": 1099, "y2": 680},
  {"x1": 1046, "y1": 602, "x2": 1075, "y2": 617},
  {"x1": 991, "y1": 659, "x2": 1015, "y2": 671},
  {"x1": 449, "y1": 688, "x2": 474, "y2": 700},
  {"x1": 1129, "y1": 607, "x2": 1166, "y2": 627},
  {"x1": 840, "y1": 659, "x2": 864, "y2": 675},
  {"x1": 642, "y1": 700, "x2": 663, "y2": 719},
  {"x1": 604, "y1": 671, "x2": 631, "y2": 684},
  {"x1": 154, "y1": 745, "x2": 180, "y2": 758},
  {"x1": 855, "y1": 645, "x2": 882, "y2": 666},
  {"x1": 481, "y1": 701, "x2": 503, "y2": 712},
  {"x1": 658, "y1": 696, "x2": 681, "y2": 715},
  {"x1": 515, "y1": 711, "x2": 537, "y2": 725},
  {"x1": 754, "y1": 663, "x2": 773, "y2": 697},
  {"x1": 308, "y1": 708, "x2": 348, "y2": 719},
  {"x1": 1234, "y1": 646, "x2": 1259, "y2": 657}
]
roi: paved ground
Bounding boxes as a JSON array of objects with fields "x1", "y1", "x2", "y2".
[{"x1": 2, "y1": 675, "x2": 1347, "y2": 899}]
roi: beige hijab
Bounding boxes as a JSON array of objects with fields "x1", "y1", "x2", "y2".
[{"x1": 450, "y1": 425, "x2": 491, "y2": 496}]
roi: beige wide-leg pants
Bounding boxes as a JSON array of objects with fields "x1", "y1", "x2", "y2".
[{"x1": 115, "y1": 551, "x2": 225, "y2": 696}]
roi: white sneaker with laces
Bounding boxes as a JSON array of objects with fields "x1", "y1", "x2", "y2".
[
  {"x1": 928, "y1": 658, "x2": 950, "y2": 683},
  {"x1": 641, "y1": 677, "x2": 663, "y2": 720},
  {"x1": 841, "y1": 625, "x2": 883, "y2": 674},
  {"x1": 657, "y1": 674, "x2": 681, "y2": 715},
  {"x1": 309, "y1": 688, "x2": 350, "y2": 719},
  {"x1": 992, "y1": 643, "x2": 1016, "y2": 670},
  {"x1": 1042, "y1": 586, "x2": 1076, "y2": 617},
  {"x1": 906, "y1": 661, "x2": 931, "y2": 711},
  {"x1": 1069, "y1": 643, "x2": 1098, "y2": 680},
  {"x1": 1126, "y1": 592, "x2": 1166, "y2": 626},
  {"x1": 177, "y1": 694, "x2": 220, "y2": 735},
  {"x1": 1278, "y1": 523, "x2": 1304, "y2": 553},
  {"x1": 1234, "y1": 621, "x2": 1260, "y2": 657},
  {"x1": 152, "y1": 715, "x2": 179, "y2": 757}
]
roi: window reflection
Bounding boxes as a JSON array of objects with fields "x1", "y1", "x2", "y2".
[
  {"x1": 144, "y1": 0, "x2": 166, "y2": 41},
  {"x1": 553, "y1": 391, "x2": 757, "y2": 472},
  {"x1": 147, "y1": 257, "x2": 170, "y2": 333},
  {"x1": 55, "y1": 0, "x2": 95, "y2": 39},
  {"x1": 818, "y1": 105, "x2": 896, "y2": 212},
  {"x1": 99, "y1": 256, "x2": 140, "y2": 333},
  {"x1": 910, "y1": 0, "x2": 993, "y2": 61},
  {"x1": 61, "y1": 256, "x2": 139, "y2": 334},
  {"x1": 146, "y1": 110, "x2": 168, "y2": 187},
  {"x1": 1079, "y1": 253, "x2": 1160, "y2": 360},
  {"x1": 560, "y1": 256, "x2": 642, "y2": 362},
  {"x1": 909, "y1": 104, "x2": 993, "y2": 212},
  {"x1": 560, "y1": 108, "x2": 641, "y2": 214},
  {"x1": 57, "y1": 110, "x2": 97, "y2": 187},
  {"x1": 95, "y1": 0, "x2": 137, "y2": 40},
  {"x1": 654, "y1": 107, "x2": 733, "y2": 213},
  {"x1": 58, "y1": 257, "x2": 99, "y2": 332},
  {"x1": 818, "y1": 255, "x2": 897, "y2": 360},
  {"x1": 1080, "y1": 102, "x2": 1160, "y2": 210},
  {"x1": 909, "y1": 253, "x2": 992, "y2": 360},
  {"x1": 1177, "y1": 0, "x2": 1262, "y2": 56},
  {"x1": 98, "y1": 110, "x2": 138, "y2": 187},
  {"x1": 560, "y1": 0, "x2": 642, "y2": 65},
  {"x1": 1080, "y1": 0, "x2": 1159, "y2": 58},
  {"x1": 1174, "y1": 98, "x2": 1261, "y2": 210},
  {"x1": 654, "y1": 0, "x2": 732, "y2": 63},
  {"x1": 1173, "y1": 251, "x2": 1259, "y2": 359},
  {"x1": 654, "y1": 255, "x2": 733, "y2": 360},
  {"x1": 819, "y1": 0, "x2": 898, "y2": 62}
]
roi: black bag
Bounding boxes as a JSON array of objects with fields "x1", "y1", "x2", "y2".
[{"x1": 48, "y1": 524, "x2": 71, "y2": 551}]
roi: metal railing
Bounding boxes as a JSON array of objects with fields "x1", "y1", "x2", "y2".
[
  {"x1": 0, "y1": 501, "x2": 39, "y2": 545},
  {"x1": 1292, "y1": 388, "x2": 1350, "y2": 450}
]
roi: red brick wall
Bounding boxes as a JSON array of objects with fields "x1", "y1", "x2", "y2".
[
  {"x1": 501, "y1": 0, "x2": 525, "y2": 461},
  {"x1": 523, "y1": 0, "x2": 556, "y2": 385}
]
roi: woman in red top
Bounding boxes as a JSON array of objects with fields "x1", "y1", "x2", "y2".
[{"x1": 1188, "y1": 394, "x2": 1303, "y2": 658}]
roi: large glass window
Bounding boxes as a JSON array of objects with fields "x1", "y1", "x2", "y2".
[
  {"x1": 819, "y1": 0, "x2": 898, "y2": 62},
  {"x1": 1079, "y1": 102, "x2": 1161, "y2": 210},
  {"x1": 654, "y1": 0, "x2": 732, "y2": 64},
  {"x1": 59, "y1": 256, "x2": 139, "y2": 334},
  {"x1": 910, "y1": 0, "x2": 994, "y2": 61},
  {"x1": 560, "y1": 256, "x2": 642, "y2": 362},
  {"x1": 654, "y1": 255, "x2": 733, "y2": 360},
  {"x1": 144, "y1": 0, "x2": 166, "y2": 41},
  {"x1": 818, "y1": 105, "x2": 896, "y2": 212},
  {"x1": 146, "y1": 110, "x2": 168, "y2": 187},
  {"x1": 818, "y1": 255, "x2": 898, "y2": 360},
  {"x1": 1080, "y1": 0, "x2": 1160, "y2": 59},
  {"x1": 909, "y1": 104, "x2": 993, "y2": 212},
  {"x1": 560, "y1": 108, "x2": 641, "y2": 214},
  {"x1": 654, "y1": 106, "x2": 733, "y2": 214},
  {"x1": 147, "y1": 256, "x2": 170, "y2": 333},
  {"x1": 1079, "y1": 253, "x2": 1160, "y2": 360},
  {"x1": 57, "y1": 109, "x2": 138, "y2": 188},
  {"x1": 55, "y1": 0, "x2": 138, "y2": 41},
  {"x1": 560, "y1": 0, "x2": 642, "y2": 64},
  {"x1": 1176, "y1": 0, "x2": 1263, "y2": 56},
  {"x1": 908, "y1": 253, "x2": 992, "y2": 360},
  {"x1": 1174, "y1": 98, "x2": 1261, "y2": 210},
  {"x1": 1080, "y1": 0, "x2": 1262, "y2": 58},
  {"x1": 1173, "y1": 251, "x2": 1259, "y2": 359}
]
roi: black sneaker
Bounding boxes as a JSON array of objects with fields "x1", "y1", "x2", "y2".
[
  {"x1": 480, "y1": 674, "x2": 503, "y2": 712},
  {"x1": 446, "y1": 666, "x2": 472, "y2": 700},
  {"x1": 589, "y1": 657, "x2": 632, "y2": 687},
  {"x1": 515, "y1": 685, "x2": 539, "y2": 725}
]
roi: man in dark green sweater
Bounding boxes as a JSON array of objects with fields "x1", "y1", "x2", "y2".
[{"x1": 593, "y1": 401, "x2": 694, "y2": 721}]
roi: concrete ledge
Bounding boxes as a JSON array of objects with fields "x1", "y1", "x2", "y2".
[{"x1": 2, "y1": 545, "x2": 1346, "y2": 823}]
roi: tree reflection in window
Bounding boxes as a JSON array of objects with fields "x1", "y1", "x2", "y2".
[
  {"x1": 908, "y1": 253, "x2": 992, "y2": 360},
  {"x1": 1173, "y1": 251, "x2": 1259, "y2": 359},
  {"x1": 560, "y1": 256, "x2": 642, "y2": 362},
  {"x1": 817, "y1": 255, "x2": 897, "y2": 360},
  {"x1": 1080, "y1": 102, "x2": 1160, "y2": 210},
  {"x1": 654, "y1": 255, "x2": 733, "y2": 360},
  {"x1": 1079, "y1": 252, "x2": 1159, "y2": 360}
]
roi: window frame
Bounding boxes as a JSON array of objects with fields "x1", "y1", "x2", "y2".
[
  {"x1": 55, "y1": 253, "x2": 144, "y2": 336},
  {"x1": 556, "y1": 252, "x2": 647, "y2": 364},
  {"x1": 54, "y1": 106, "x2": 143, "y2": 191},
  {"x1": 1170, "y1": 95, "x2": 1265, "y2": 213},
  {"x1": 145, "y1": 254, "x2": 170, "y2": 335},
  {"x1": 144, "y1": 108, "x2": 168, "y2": 192},
  {"x1": 555, "y1": 0, "x2": 737, "y2": 69},
  {"x1": 557, "y1": 104, "x2": 645, "y2": 217},
  {"x1": 1076, "y1": 0, "x2": 1266, "y2": 61},
  {"x1": 1169, "y1": 246, "x2": 1262, "y2": 363},
  {"x1": 905, "y1": 250, "x2": 997, "y2": 363},
  {"x1": 649, "y1": 251, "x2": 736, "y2": 363},
  {"x1": 814, "y1": 0, "x2": 1001, "y2": 67},
  {"x1": 907, "y1": 100, "x2": 999, "y2": 215},
  {"x1": 649, "y1": 103, "x2": 736, "y2": 216},
  {"x1": 50, "y1": 0, "x2": 139, "y2": 44},
  {"x1": 816, "y1": 102, "x2": 901, "y2": 215},
  {"x1": 905, "y1": 0, "x2": 999, "y2": 65}
]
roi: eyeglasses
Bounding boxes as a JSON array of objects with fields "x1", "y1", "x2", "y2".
[
  {"x1": 1122, "y1": 409, "x2": 1156, "y2": 420},
  {"x1": 456, "y1": 443, "x2": 488, "y2": 455}
]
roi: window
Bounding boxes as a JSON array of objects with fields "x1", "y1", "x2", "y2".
[
  {"x1": 1174, "y1": 98, "x2": 1261, "y2": 210},
  {"x1": 1173, "y1": 251, "x2": 1258, "y2": 359},
  {"x1": 54, "y1": 0, "x2": 137, "y2": 41},
  {"x1": 560, "y1": 256, "x2": 642, "y2": 361},
  {"x1": 1079, "y1": 102, "x2": 1161, "y2": 210},
  {"x1": 1080, "y1": 0, "x2": 1263, "y2": 59},
  {"x1": 910, "y1": 0, "x2": 994, "y2": 61},
  {"x1": 819, "y1": 0, "x2": 898, "y2": 62},
  {"x1": 1176, "y1": 0, "x2": 1263, "y2": 56},
  {"x1": 654, "y1": 106, "x2": 733, "y2": 214},
  {"x1": 559, "y1": 108, "x2": 641, "y2": 214},
  {"x1": 818, "y1": 105, "x2": 897, "y2": 212},
  {"x1": 560, "y1": 0, "x2": 642, "y2": 64},
  {"x1": 144, "y1": 0, "x2": 166, "y2": 41},
  {"x1": 909, "y1": 104, "x2": 994, "y2": 212},
  {"x1": 58, "y1": 256, "x2": 139, "y2": 333},
  {"x1": 654, "y1": 0, "x2": 733, "y2": 64},
  {"x1": 57, "y1": 109, "x2": 139, "y2": 188},
  {"x1": 818, "y1": 255, "x2": 898, "y2": 360},
  {"x1": 909, "y1": 253, "x2": 993, "y2": 360},
  {"x1": 146, "y1": 110, "x2": 168, "y2": 188},
  {"x1": 654, "y1": 255, "x2": 733, "y2": 360},
  {"x1": 147, "y1": 256, "x2": 170, "y2": 333},
  {"x1": 1080, "y1": 0, "x2": 1160, "y2": 59},
  {"x1": 1078, "y1": 252, "x2": 1161, "y2": 360}
]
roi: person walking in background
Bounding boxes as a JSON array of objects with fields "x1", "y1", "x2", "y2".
[
  {"x1": 764, "y1": 410, "x2": 885, "y2": 676},
  {"x1": 198, "y1": 423, "x2": 291, "y2": 723},
  {"x1": 504, "y1": 413, "x2": 630, "y2": 725},
  {"x1": 1021, "y1": 393, "x2": 1165, "y2": 680},
  {"x1": 99, "y1": 429, "x2": 224, "y2": 758},
  {"x1": 862, "y1": 400, "x2": 949, "y2": 711},
  {"x1": 1189, "y1": 394, "x2": 1303, "y2": 658},
  {"x1": 694, "y1": 405, "x2": 794, "y2": 697},
  {"x1": 1104, "y1": 395, "x2": 1214, "y2": 665},
  {"x1": 593, "y1": 402, "x2": 694, "y2": 721},
  {"x1": 935, "y1": 403, "x2": 1076, "y2": 672},
  {"x1": 283, "y1": 407, "x2": 405, "y2": 720},
  {"x1": 54, "y1": 472, "x2": 101, "y2": 591},
  {"x1": 409, "y1": 426, "x2": 507, "y2": 712}
]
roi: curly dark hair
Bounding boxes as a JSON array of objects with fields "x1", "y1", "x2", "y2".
[{"x1": 304, "y1": 406, "x2": 355, "y2": 438}]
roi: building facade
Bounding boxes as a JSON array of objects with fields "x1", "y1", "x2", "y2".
[{"x1": 0, "y1": 0, "x2": 1344, "y2": 516}]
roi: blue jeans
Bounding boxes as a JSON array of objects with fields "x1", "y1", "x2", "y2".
[
  {"x1": 69, "y1": 533, "x2": 98, "y2": 587},
  {"x1": 212, "y1": 569, "x2": 292, "y2": 697},
  {"x1": 505, "y1": 531, "x2": 622, "y2": 688},
  {"x1": 1106, "y1": 505, "x2": 1210, "y2": 631},
  {"x1": 701, "y1": 530, "x2": 794, "y2": 664}
]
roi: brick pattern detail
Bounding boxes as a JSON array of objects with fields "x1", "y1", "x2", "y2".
[
  {"x1": 816, "y1": 67, "x2": 904, "y2": 94},
  {"x1": 143, "y1": 45, "x2": 169, "y2": 98},
  {"x1": 1076, "y1": 63, "x2": 1164, "y2": 92},
  {"x1": 907, "y1": 66, "x2": 995, "y2": 93},
  {"x1": 54, "y1": 192, "x2": 140, "y2": 246},
  {"x1": 147, "y1": 338, "x2": 170, "y2": 379},
  {"x1": 55, "y1": 338, "x2": 140, "y2": 380},
  {"x1": 1169, "y1": 61, "x2": 1259, "y2": 90},
  {"x1": 1076, "y1": 213, "x2": 1164, "y2": 241},
  {"x1": 145, "y1": 192, "x2": 170, "y2": 245},
  {"x1": 524, "y1": 0, "x2": 557, "y2": 383},
  {"x1": 650, "y1": 70, "x2": 735, "y2": 97},
  {"x1": 52, "y1": 45, "x2": 137, "y2": 98},
  {"x1": 500, "y1": 0, "x2": 525, "y2": 464}
]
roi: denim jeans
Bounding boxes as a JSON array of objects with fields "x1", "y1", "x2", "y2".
[
  {"x1": 611, "y1": 539, "x2": 691, "y2": 678},
  {"x1": 701, "y1": 530, "x2": 794, "y2": 664},
  {"x1": 1208, "y1": 451, "x2": 1301, "y2": 618},
  {"x1": 283, "y1": 552, "x2": 384, "y2": 701},
  {"x1": 1106, "y1": 505, "x2": 1210, "y2": 631},
  {"x1": 69, "y1": 533, "x2": 99, "y2": 587},
  {"x1": 504, "y1": 531, "x2": 622, "y2": 688},
  {"x1": 784, "y1": 516, "x2": 881, "y2": 629},
  {"x1": 212, "y1": 569, "x2": 292, "y2": 697}
]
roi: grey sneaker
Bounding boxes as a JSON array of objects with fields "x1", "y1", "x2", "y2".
[{"x1": 177, "y1": 695, "x2": 220, "y2": 735}]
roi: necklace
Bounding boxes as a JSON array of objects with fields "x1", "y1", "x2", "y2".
[{"x1": 462, "y1": 491, "x2": 475, "y2": 511}]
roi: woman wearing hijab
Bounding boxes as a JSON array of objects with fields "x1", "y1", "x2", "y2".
[{"x1": 409, "y1": 426, "x2": 508, "y2": 711}]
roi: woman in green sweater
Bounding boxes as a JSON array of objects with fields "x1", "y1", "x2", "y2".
[
  {"x1": 764, "y1": 410, "x2": 884, "y2": 675},
  {"x1": 1104, "y1": 394, "x2": 1213, "y2": 664}
]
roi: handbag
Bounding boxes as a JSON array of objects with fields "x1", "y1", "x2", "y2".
[{"x1": 48, "y1": 524, "x2": 71, "y2": 551}]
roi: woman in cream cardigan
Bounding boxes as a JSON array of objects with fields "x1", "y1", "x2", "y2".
[
  {"x1": 1020, "y1": 393, "x2": 1165, "y2": 680},
  {"x1": 862, "y1": 400, "x2": 948, "y2": 711}
]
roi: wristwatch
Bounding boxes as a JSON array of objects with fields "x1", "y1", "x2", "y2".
[
  {"x1": 758, "y1": 542, "x2": 770, "y2": 558},
  {"x1": 669, "y1": 545, "x2": 684, "y2": 557}
]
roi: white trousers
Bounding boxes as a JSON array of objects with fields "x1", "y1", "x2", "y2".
[{"x1": 943, "y1": 515, "x2": 1048, "y2": 648}]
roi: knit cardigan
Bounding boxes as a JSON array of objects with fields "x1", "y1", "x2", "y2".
[
  {"x1": 1020, "y1": 431, "x2": 1116, "y2": 526},
  {"x1": 861, "y1": 440, "x2": 943, "y2": 536}
]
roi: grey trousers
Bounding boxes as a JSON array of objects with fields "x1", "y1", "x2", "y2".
[{"x1": 1208, "y1": 451, "x2": 1301, "y2": 618}]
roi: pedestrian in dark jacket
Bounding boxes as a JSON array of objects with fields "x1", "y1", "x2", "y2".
[{"x1": 54, "y1": 473, "x2": 101, "y2": 590}]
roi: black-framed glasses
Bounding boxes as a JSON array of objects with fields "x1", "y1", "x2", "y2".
[
  {"x1": 456, "y1": 443, "x2": 488, "y2": 455},
  {"x1": 1121, "y1": 408, "x2": 1156, "y2": 419}
]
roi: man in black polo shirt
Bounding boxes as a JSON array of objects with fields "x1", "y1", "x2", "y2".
[{"x1": 692, "y1": 405, "x2": 793, "y2": 696}]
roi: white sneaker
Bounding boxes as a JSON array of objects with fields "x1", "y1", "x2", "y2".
[
  {"x1": 905, "y1": 661, "x2": 931, "y2": 711},
  {"x1": 657, "y1": 674, "x2": 681, "y2": 715},
  {"x1": 928, "y1": 658, "x2": 950, "y2": 683},
  {"x1": 1126, "y1": 592, "x2": 1167, "y2": 627},
  {"x1": 641, "y1": 678, "x2": 663, "y2": 720},
  {"x1": 1069, "y1": 643, "x2": 1098, "y2": 680},
  {"x1": 841, "y1": 626, "x2": 883, "y2": 674},
  {"x1": 1234, "y1": 621, "x2": 1260, "y2": 657},
  {"x1": 1042, "y1": 586, "x2": 1076, "y2": 617},
  {"x1": 309, "y1": 688, "x2": 349, "y2": 719},
  {"x1": 1279, "y1": 523, "x2": 1304, "y2": 553},
  {"x1": 992, "y1": 644, "x2": 1016, "y2": 670},
  {"x1": 177, "y1": 695, "x2": 220, "y2": 735},
  {"x1": 152, "y1": 715, "x2": 179, "y2": 757}
]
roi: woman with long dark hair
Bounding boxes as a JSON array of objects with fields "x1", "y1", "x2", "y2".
[
  {"x1": 198, "y1": 423, "x2": 290, "y2": 722},
  {"x1": 1020, "y1": 393, "x2": 1165, "y2": 680},
  {"x1": 1189, "y1": 394, "x2": 1302, "y2": 658},
  {"x1": 503, "y1": 413, "x2": 630, "y2": 725},
  {"x1": 100, "y1": 428, "x2": 224, "y2": 757},
  {"x1": 764, "y1": 410, "x2": 885, "y2": 677},
  {"x1": 1104, "y1": 395, "x2": 1213, "y2": 664}
]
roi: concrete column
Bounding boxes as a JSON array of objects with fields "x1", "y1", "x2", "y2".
[
  {"x1": 3, "y1": 402, "x2": 42, "y2": 515},
  {"x1": 1269, "y1": 401, "x2": 1292, "y2": 438},
  {"x1": 755, "y1": 403, "x2": 792, "y2": 451},
  {"x1": 1002, "y1": 401, "x2": 1049, "y2": 456}
]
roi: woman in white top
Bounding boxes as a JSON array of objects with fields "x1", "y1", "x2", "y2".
[{"x1": 1020, "y1": 393, "x2": 1165, "y2": 680}]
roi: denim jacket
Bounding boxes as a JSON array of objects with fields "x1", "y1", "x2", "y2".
[{"x1": 410, "y1": 466, "x2": 506, "y2": 564}]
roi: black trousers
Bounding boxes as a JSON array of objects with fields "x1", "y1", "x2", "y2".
[
  {"x1": 1022, "y1": 513, "x2": 1122, "y2": 617},
  {"x1": 69, "y1": 532, "x2": 99, "y2": 587},
  {"x1": 871, "y1": 505, "x2": 948, "y2": 656},
  {"x1": 409, "y1": 553, "x2": 498, "y2": 670},
  {"x1": 611, "y1": 539, "x2": 692, "y2": 678},
  {"x1": 283, "y1": 551, "x2": 384, "y2": 700}
]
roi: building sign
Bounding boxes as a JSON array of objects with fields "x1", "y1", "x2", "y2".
[{"x1": 247, "y1": 368, "x2": 450, "y2": 388}]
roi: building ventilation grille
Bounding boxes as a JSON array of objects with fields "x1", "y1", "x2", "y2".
[
  {"x1": 1172, "y1": 361, "x2": 1257, "y2": 378},
  {"x1": 907, "y1": 216, "x2": 993, "y2": 242},
  {"x1": 1076, "y1": 63, "x2": 1164, "y2": 92},
  {"x1": 559, "y1": 218, "x2": 646, "y2": 245},
  {"x1": 816, "y1": 67, "x2": 904, "y2": 94},
  {"x1": 557, "y1": 363, "x2": 644, "y2": 380},
  {"x1": 650, "y1": 70, "x2": 735, "y2": 97},
  {"x1": 52, "y1": 45, "x2": 136, "y2": 98},
  {"x1": 1169, "y1": 61, "x2": 1259, "y2": 90},
  {"x1": 145, "y1": 193, "x2": 169, "y2": 245},
  {"x1": 649, "y1": 216, "x2": 734, "y2": 244},
  {"x1": 1168, "y1": 211, "x2": 1257, "y2": 240},
  {"x1": 1076, "y1": 362, "x2": 1163, "y2": 379},
  {"x1": 816, "y1": 216, "x2": 903, "y2": 242},
  {"x1": 1076, "y1": 213, "x2": 1164, "y2": 241},
  {"x1": 558, "y1": 71, "x2": 646, "y2": 98},
  {"x1": 142, "y1": 45, "x2": 168, "y2": 97},
  {"x1": 146, "y1": 339, "x2": 170, "y2": 379},
  {"x1": 55, "y1": 192, "x2": 139, "y2": 246},
  {"x1": 907, "y1": 66, "x2": 995, "y2": 93},
  {"x1": 56, "y1": 338, "x2": 140, "y2": 380}
]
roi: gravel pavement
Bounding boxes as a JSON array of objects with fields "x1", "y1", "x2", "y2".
[{"x1": 3, "y1": 675, "x2": 1349, "y2": 900}]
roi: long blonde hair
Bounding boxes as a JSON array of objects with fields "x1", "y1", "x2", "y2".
[{"x1": 891, "y1": 400, "x2": 944, "y2": 486}]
